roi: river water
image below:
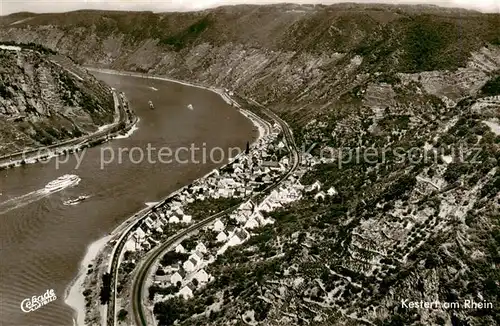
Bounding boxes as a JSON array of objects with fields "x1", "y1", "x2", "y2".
[{"x1": 0, "y1": 72, "x2": 255, "y2": 326}]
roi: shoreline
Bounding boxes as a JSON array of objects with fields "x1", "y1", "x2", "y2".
[
  {"x1": 64, "y1": 234, "x2": 112, "y2": 326},
  {"x1": 85, "y1": 67, "x2": 268, "y2": 140},
  {"x1": 64, "y1": 68, "x2": 269, "y2": 326},
  {"x1": 0, "y1": 90, "x2": 138, "y2": 170}
]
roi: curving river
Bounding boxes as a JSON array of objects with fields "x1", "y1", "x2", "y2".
[{"x1": 0, "y1": 72, "x2": 256, "y2": 326}]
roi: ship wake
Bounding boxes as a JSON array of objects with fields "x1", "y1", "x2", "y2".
[
  {"x1": 0, "y1": 189, "x2": 52, "y2": 215},
  {"x1": 0, "y1": 175, "x2": 81, "y2": 215}
]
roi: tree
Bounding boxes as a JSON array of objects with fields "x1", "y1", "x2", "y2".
[
  {"x1": 117, "y1": 309, "x2": 128, "y2": 321},
  {"x1": 99, "y1": 273, "x2": 111, "y2": 304},
  {"x1": 245, "y1": 141, "x2": 250, "y2": 155}
]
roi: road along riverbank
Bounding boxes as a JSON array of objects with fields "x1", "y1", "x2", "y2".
[
  {"x1": 130, "y1": 97, "x2": 300, "y2": 326},
  {"x1": 0, "y1": 90, "x2": 137, "y2": 170},
  {"x1": 63, "y1": 68, "x2": 270, "y2": 326}
]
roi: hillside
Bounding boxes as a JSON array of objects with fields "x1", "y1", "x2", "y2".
[
  {"x1": 1, "y1": 4, "x2": 499, "y2": 326},
  {"x1": 0, "y1": 43, "x2": 115, "y2": 156},
  {"x1": 0, "y1": 5, "x2": 499, "y2": 129}
]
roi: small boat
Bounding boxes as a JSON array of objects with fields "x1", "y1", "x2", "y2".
[
  {"x1": 148, "y1": 100, "x2": 154, "y2": 109},
  {"x1": 63, "y1": 195, "x2": 89, "y2": 206},
  {"x1": 187, "y1": 104, "x2": 194, "y2": 110}
]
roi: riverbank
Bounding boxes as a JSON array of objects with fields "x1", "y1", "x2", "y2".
[
  {"x1": 85, "y1": 67, "x2": 270, "y2": 141},
  {"x1": 63, "y1": 69, "x2": 270, "y2": 326},
  {"x1": 0, "y1": 90, "x2": 137, "y2": 170},
  {"x1": 65, "y1": 235, "x2": 112, "y2": 326}
]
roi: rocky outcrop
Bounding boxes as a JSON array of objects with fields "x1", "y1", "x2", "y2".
[{"x1": 0, "y1": 45, "x2": 114, "y2": 156}]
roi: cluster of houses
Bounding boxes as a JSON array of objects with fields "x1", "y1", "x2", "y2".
[
  {"x1": 148, "y1": 170, "x2": 333, "y2": 303},
  {"x1": 153, "y1": 241, "x2": 213, "y2": 300},
  {"x1": 120, "y1": 120, "x2": 342, "y2": 305},
  {"x1": 151, "y1": 221, "x2": 257, "y2": 301},
  {"x1": 117, "y1": 124, "x2": 292, "y2": 291},
  {"x1": 123, "y1": 125, "x2": 289, "y2": 252}
]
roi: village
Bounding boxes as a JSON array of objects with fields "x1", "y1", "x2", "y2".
[{"x1": 110, "y1": 116, "x2": 338, "y2": 324}]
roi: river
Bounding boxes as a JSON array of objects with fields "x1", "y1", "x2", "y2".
[{"x1": 0, "y1": 72, "x2": 255, "y2": 326}]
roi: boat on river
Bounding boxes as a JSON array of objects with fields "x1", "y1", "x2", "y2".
[
  {"x1": 44, "y1": 175, "x2": 80, "y2": 192},
  {"x1": 63, "y1": 195, "x2": 90, "y2": 206},
  {"x1": 149, "y1": 100, "x2": 154, "y2": 109}
]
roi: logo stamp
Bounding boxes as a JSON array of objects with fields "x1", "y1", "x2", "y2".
[{"x1": 20, "y1": 289, "x2": 57, "y2": 313}]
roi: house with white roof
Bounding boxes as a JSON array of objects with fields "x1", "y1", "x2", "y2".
[
  {"x1": 251, "y1": 211, "x2": 266, "y2": 223},
  {"x1": 287, "y1": 188, "x2": 301, "y2": 201},
  {"x1": 262, "y1": 174, "x2": 273, "y2": 183},
  {"x1": 233, "y1": 213, "x2": 248, "y2": 224},
  {"x1": 182, "y1": 214, "x2": 192, "y2": 223},
  {"x1": 216, "y1": 231, "x2": 228, "y2": 242},
  {"x1": 294, "y1": 186, "x2": 305, "y2": 195},
  {"x1": 259, "y1": 201, "x2": 274, "y2": 212},
  {"x1": 171, "y1": 269, "x2": 186, "y2": 286},
  {"x1": 228, "y1": 229, "x2": 249, "y2": 247},
  {"x1": 171, "y1": 201, "x2": 182, "y2": 208},
  {"x1": 217, "y1": 229, "x2": 249, "y2": 256},
  {"x1": 237, "y1": 187, "x2": 247, "y2": 196},
  {"x1": 218, "y1": 188, "x2": 234, "y2": 198},
  {"x1": 213, "y1": 219, "x2": 225, "y2": 232},
  {"x1": 244, "y1": 217, "x2": 259, "y2": 229},
  {"x1": 183, "y1": 257, "x2": 199, "y2": 273},
  {"x1": 220, "y1": 177, "x2": 236, "y2": 187},
  {"x1": 133, "y1": 227, "x2": 146, "y2": 243},
  {"x1": 270, "y1": 189, "x2": 279, "y2": 199},
  {"x1": 175, "y1": 244, "x2": 186, "y2": 254},
  {"x1": 191, "y1": 251, "x2": 203, "y2": 262},
  {"x1": 261, "y1": 217, "x2": 275, "y2": 226},
  {"x1": 327, "y1": 187, "x2": 338, "y2": 196},
  {"x1": 193, "y1": 269, "x2": 209, "y2": 284},
  {"x1": 179, "y1": 283, "x2": 196, "y2": 299},
  {"x1": 169, "y1": 215, "x2": 180, "y2": 223},
  {"x1": 124, "y1": 238, "x2": 137, "y2": 252},
  {"x1": 183, "y1": 250, "x2": 203, "y2": 272},
  {"x1": 240, "y1": 200, "x2": 255, "y2": 213},
  {"x1": 144, "y1": 217, "x2": 155, "y2": 230},
  {"x1": 195, "y1": 243, "x2": 207, "y2": 254}
]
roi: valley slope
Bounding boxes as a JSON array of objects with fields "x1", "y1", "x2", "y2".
[
  {"x1": 1, "y1": 4, "x2": 499, "y2": 326},
  {"x1": 0, "y1": 43, "x2": 115, "y2": 157}
]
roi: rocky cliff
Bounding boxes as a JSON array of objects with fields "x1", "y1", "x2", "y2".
[{"x1": 0, "y1": 43, "x2": 115, "y2": 156}]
